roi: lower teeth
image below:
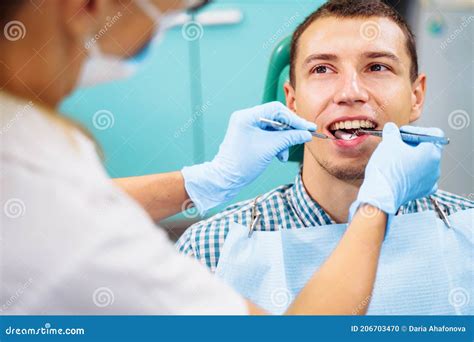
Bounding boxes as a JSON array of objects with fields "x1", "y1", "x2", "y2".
[{"x1": 334, "y1": 130, "x2": 357, "y2": 141}]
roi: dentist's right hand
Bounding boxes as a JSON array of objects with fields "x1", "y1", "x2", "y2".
[
  {"x1": 182, "y1": 101, "x2": 316, "y2": 215},
  {"x1": 349, "y1": 122, "x2": 445, "y2": 222}
]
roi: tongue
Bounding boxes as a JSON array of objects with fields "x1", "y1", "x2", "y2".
[{"x1": 334, "y1": 130, "x2": 357, "y2": 141}]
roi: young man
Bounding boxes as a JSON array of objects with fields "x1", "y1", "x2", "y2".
[{"x1": 176, "y1": 0, "x2": 473, "y2": 271}]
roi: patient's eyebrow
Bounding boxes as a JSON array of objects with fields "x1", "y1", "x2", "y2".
[
  {"x1": 363, "y1": 51, "x2": 400, "y2": 63},
  {"x1": 303, "y1": 53, "x2": 339, "y2": 66}
]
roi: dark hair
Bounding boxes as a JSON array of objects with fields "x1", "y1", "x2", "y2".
[
  {"x1": 289, "y1": 0, "x2": 418, "y2": 86},
  {"x1": 0, "y1": 1, "x2": 25, "y2": 25}
]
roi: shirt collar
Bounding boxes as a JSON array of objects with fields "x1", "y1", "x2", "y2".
[{"x1": 289, "y1": 171, "x2": 336, "y2": 226}]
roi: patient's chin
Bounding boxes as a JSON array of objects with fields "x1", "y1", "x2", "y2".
[{"x1": 317, "y1": 158, "x2": 367, "y2": 182}]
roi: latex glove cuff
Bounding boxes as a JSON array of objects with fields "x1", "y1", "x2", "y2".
[
  {"x1": 181, "y1": 162, "x2": 240, "y2": 216},
  {"x1": 348, "y1": 168, "x2": 398, "y2": 231}
]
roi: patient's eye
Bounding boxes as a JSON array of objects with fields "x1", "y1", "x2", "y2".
[
  {"x1": 369, "y1": 63, "x2": 389, "y2": 72},
  {"x1": 312, "y1": 65, "x2": 334, "y2": 74}
]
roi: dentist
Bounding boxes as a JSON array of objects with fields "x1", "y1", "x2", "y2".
[{"x1": 1, "y1": 0, "x2": 443, "y2": 314}]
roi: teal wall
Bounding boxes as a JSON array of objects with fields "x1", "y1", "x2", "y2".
[{"x1": 60, "y1": 0, "x2": 324, "y2": 218}]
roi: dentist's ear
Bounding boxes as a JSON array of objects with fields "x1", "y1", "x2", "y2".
[
  {"x1": 284, "y1": 81, "x2": 298, "y2": 112},
  {"x1": 60, "y1": 0, "x2": 108, "y2": 41},
  {"x1": 409, "y1": 73, "x2": 426, "y2": 123}
]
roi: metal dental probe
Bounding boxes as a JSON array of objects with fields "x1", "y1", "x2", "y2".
[{"x1": 354, "y1": 129, "x2": 450, "y2": 145}]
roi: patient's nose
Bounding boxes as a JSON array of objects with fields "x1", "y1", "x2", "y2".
[{"x1": 333, "y1": 72, "x2": 369, "y2": 106}]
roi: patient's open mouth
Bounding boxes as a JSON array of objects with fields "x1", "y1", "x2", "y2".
[{"x1": 328, "y1": 119, "x2": 376, "y2": 141}]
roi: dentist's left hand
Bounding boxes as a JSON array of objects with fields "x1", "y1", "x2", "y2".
[{"x1": 181, "y1": 102, "x2": 316, "y2": 215}]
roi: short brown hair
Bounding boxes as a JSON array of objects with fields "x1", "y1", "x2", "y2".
[{"x1": 289, "y1": 0, "x2": 418, "y2": 86}]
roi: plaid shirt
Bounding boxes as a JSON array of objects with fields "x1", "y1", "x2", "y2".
[{"x1": 176, "y1": 172, "x2": 474, "y2": 272}]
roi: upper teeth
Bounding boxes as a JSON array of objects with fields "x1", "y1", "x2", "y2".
[{"x1": 330, "y1": 119, "x2": 376, "y2": 130}]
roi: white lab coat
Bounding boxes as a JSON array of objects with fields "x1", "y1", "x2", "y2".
[{"x1": 0, "y1": 91, "x2": 246, "y2": 315}]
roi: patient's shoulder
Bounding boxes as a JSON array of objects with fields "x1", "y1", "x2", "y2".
[
  {"x1": 401, "y1": 190, "x2": 474, "y2": 216},
  {"x1": 187, "y1": 183, "x2": 293, "y2": 232},
  {"x1": 175, "y1": 183, "x2": 293, "y2": 270}
]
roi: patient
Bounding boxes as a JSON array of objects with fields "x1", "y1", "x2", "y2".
[{"x1": 176, "y1": 0, "x2": 473, "y2": 271}]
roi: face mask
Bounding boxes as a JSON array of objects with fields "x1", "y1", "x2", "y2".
[
  {"x1": 186, "y1": 0, "x2": 211, "y2": 11},
  {"x1": 75, "y1": 44, "x2": 138, "y2": 88},
  {"x1": 75, "y1": 0, "x2": 183, "y2": 89}
]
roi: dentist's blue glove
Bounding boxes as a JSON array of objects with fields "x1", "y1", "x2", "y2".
[
  {"x1": 349, "y1": 122, "x2": 444, "y2": 224},
  {"x1": 182, "y1": 102, "x2": 316, "y2": 215}
]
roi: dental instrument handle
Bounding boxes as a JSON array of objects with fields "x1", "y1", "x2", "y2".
[
  {"x1": 310, "y1": 131, "x2": 333, "y2": 140},
  {"x1": 259, "y1": 118, "x2": 333, "y2": 140},
  {"x1": 399, "y1": 132, "x2": 450, "y2": 146}
]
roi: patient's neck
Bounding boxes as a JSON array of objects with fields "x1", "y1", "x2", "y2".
[{"x1": 301, "y1": 151, "x2": 362, "y2": 224}]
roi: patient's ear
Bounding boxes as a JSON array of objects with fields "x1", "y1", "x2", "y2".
[
  {"x1": 409, "y1": 73, "x2": 426, "y2": 123},
  {"x1": 284, "y1": 81, "x2": 297, "y2": 112}
]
